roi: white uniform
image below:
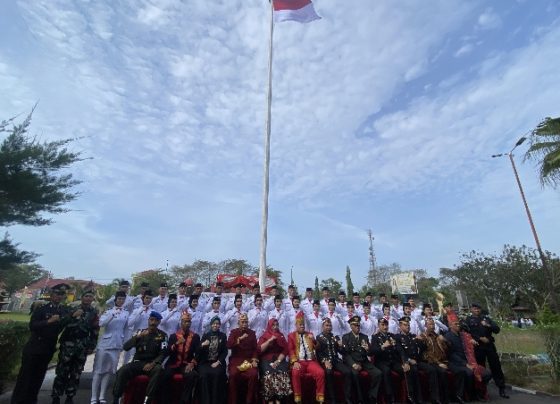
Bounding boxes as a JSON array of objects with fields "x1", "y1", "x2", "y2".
[
  {"x1": 390, "y1": 304, "x2": 403, "y2": 320},
  {"x1": 93, "y1": 307, "x2": 129, "y2": 372},
  {"x1": 319, "y1": 298, "x2": 330, "y2": 315},
  {"x1": 360, "y1": 313, "x2": 377, "y2": 338},
  {"x1": 268, "y1": 308, "x2": 290, "y2": 338},
  {"x1": 159, "y1": 308, "x2": 181, "y2": 336},
  {"x1": 287, "y1": 308, "x2": 305, "y2": 334},
  {"x1": 151, "y1": 295, "x2": 168, "y2": 313},
  {"x1": 381, "y1": 315, "x2": 399, "y2": 335},
  {"x1": 306, "y1": 310, "x2": 323, "y2": 338},
  {"x1": 248, "y1": 306, "x2": 269, "y2": 339},
  {"x1": 203, "y1": 310, "x2": 226, "y2": 334},
  {"x1": 223, "y1": 308, "x2": 245, "y2": 336},
  {"x1": 300, "y1": 297, "x2": 315, "y2": 315},
  {"x1": 263, "y1": 295, "x2": 276, "y2": 312},
  {"x1": 420, "y1": 316, "x2": 448, "y2": 334},
  {"x1": 91, "y1": 307, "x2": 129, "y2": 404},
  {"x1": 352, "y1": 303, "x2": 364, "y2": 317},
  {"x1": 324, "y1": 310, "x2": 345, "y2": 337},
  {"x1": 205, "y1": 294, "x2": 227, "y2": 313},
  {"x1": 336, "y1": 301, "x2": 348, "y2": 316},
  {"x1": 105, "y1": 294, "x2": 135, "y2": 313},
  {"x1": 188, "y1": 306, "x2": 204, "y2": 336},
  {"x1": 177, "y1": 295, "x2": 189, "y2": 311}
]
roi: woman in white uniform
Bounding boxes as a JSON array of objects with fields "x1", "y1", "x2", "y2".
[
  {"x1": 91, "y1": 291, "x2": 129, "y2": 404},
  {"x1": 159, "y1": 293, "x2": 181, "y2": 336}
]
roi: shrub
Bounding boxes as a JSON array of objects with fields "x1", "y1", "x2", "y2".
[{"x1": 0, "y1": 320, "x2": 29, "y2": 393}]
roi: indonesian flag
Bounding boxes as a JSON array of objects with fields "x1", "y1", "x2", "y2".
[{"x1": 273, "y1": 0, "x2": 321, "y2": 24}]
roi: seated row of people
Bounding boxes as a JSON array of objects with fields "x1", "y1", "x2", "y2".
[{"x1": 109, "y1": 307, "x2": 494, "y2": 404}]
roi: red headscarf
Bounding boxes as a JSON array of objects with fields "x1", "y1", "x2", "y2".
[{"x1": 258, "y1": 318, "x2": 288, "y2": 351}]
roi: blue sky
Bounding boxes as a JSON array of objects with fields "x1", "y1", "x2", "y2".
[{"x1": 1, "y1": 0, "x2": 559, "y2": 289}]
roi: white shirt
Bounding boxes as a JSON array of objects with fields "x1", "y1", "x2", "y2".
[
  {"x1": 306, "y1": 310, "x2": 323, "y2": 338},
  {"x1": 159, "y1": 308, "x2": 181, "y2": 336},
  {"x1": 298, "y1": 333, "x2": 313, "y2": 360},
  {"x1": 128, "y1": 306, "x2": 152, "y2": 332},
  {"x1": 105, "y1": 294, "x2": 135, "y2": 314},
  {"x1": 360, "y1": 313, "x2": 377, "y2": 338},
  {"x1": 269, "y1": 308, "x2": 290, "y2": 338},
  {"x1": 98, "y1": 306, "x2": 129, "y2": 350},
  {"x1": 248, "y1": 306, "x2": 269, "y2": 339},
  {"x1": 203, "y1": 310, "x2": 226, "y2": 334},
  {"x1": 151, "y1": 295, "x2": 169, "y2": 313},
  {"x1": 300, "y1": 297, "x2": 315, "y2": 315},
  {"x1": 324, "y1": 310, "x2": 345, "y2": 337}
]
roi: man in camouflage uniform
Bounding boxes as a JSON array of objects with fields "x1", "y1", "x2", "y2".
[{"x1": 51, "y1": 288, "x2": 100, "y2": 404}]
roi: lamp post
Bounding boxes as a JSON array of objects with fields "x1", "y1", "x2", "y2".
[{"x1": 492, "y1": 137, "x2": 548, "y2": 271}]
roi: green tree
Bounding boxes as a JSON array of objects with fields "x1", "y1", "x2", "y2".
[
  {"x1": 524, "y1": 116, "x2": 560, "y2": 187},
  {"x1": 345, "y1": 266, "x2": 354, "y2": 297},
  {"x1": 440, "y1": 245, "x2": 558, "y2": 317},
  {"x1": 0, "y1": 109, "x2": 84, "y2": 270},
  {"x1": 314, "y1": 276, "x2": 320, "y2": 300},
  {"x1": 320, "y1": 278, "x2": 342, "y2": 296},
  {"x1": 1, "y1": 263, "x2": 48, "y2": 295},
  {"x1": 221, "y1": 259, "x2": 255, "y2": 276},
  {"x1": 131, "y1": 269, "x2": 172, "y2": 294}
]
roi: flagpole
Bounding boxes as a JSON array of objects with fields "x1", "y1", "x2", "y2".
[{"x1": 259, "y1": 0, "x2": 274, "y2": 293}]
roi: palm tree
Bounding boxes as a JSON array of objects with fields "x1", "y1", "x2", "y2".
[{"x1": 524, "y1": 116, "x2": 560, "y2": 187}]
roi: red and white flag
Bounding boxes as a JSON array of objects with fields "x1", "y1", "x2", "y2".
[{"x1": 273, "y1": 0, "x2": 321, "y2": 24}]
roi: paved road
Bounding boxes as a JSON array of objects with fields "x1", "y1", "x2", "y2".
[{"x1": 1, "y1": 355, "x2": 557, "y2": 404}]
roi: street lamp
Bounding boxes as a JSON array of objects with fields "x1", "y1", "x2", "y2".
[{"x1": 491, "y1": 137, "x2": 548, "y2": 271}]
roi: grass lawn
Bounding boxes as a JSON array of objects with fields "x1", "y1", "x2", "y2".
[
  {"x1": 495, "y1": 327, "x2": 546, "y2": 355},
  {"x1": 0, "y1": 312, "x2": 30, "y2": 322}
]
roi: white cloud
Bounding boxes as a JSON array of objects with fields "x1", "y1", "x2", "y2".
[{"x1": 477, "y1": 8, "x2": 502, "y2": 30}]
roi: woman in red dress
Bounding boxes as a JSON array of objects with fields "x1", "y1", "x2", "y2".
[{"x1": 257, "y1": 318, "x2": 292, "y2": 404}]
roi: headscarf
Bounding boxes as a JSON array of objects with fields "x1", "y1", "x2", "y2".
[
  {"x1": 258, "y1": 318, "x2": 287, "y2": 351},
  {"x1": 207, "y1": 315, "x2": 222, "y2": 336}
]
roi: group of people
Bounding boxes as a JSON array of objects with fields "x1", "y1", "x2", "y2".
[{"x1": 11, "y1": 280, "x2": 511, "y2": 404}]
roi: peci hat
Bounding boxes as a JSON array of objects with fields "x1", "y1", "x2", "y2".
[{"x1": 348, "y1": 315, "x2": 361, "y2": 325}]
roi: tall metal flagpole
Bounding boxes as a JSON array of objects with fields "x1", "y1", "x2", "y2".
[{"x1": 259, "y1": 1, "x2": 274, "y2": 293}]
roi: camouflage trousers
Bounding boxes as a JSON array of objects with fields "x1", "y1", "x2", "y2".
[{"x1": 52, "y1": 341, "x2": 88, "y2": 398}]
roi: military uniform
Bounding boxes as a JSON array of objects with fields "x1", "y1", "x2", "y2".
[
  {"x1": 11, "y1": 298, "x2": 69, "y2": 404},
  {"x1": 371, "y1": 330, "x2": 400, "y2": 403},
  {"x1": 112, "y1": 327, "x2": 168, "y2": 403},
  {"x1": 51, "y1": 302, "x2": 99, "y2": 402}
]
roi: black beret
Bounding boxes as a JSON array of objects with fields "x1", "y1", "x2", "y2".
[
  {"x1": 115, "y1": 291, "x2": 127, "y2": 299},
  {"x1": 322, "y1": 286, "x2": 330, "y2": 291},
  {"x1": 391, "y1": 294, "x2": 399, "y2": 299},
  {"x1": 255, "y1": 293, "x2": 262, "y2": 299},
  {"x1": 313, "y1": 300, "x2": 320, "y2": 305},
  {"x1": 338, "y1": 290, "x2": 346, "y2": 295},
  {"x1": 160, "y1": 282, "x2": 168, "y2": 288},
  {"x1": 143, "y1": 289, "x2": 153, "y2": 297},
  {"x1": 194, "y1": 283, "x2": 203, "y2": 288},
  {"x1": 168, "y1": 293, "x2": 178, "y2": 300},
  {"x1": 352, "y1": 292, "x2": 360, "y2": 297},
  {"x1": 378, "y1": 318, "x2": 388, "y2": 324},
  {"x1": 306, "y1": 287, "x2": 313, "y2": 292},
  {"x1": 399, "y1": 316, "x2": 411, "y2": 323},
  {"x1": 363, "y1": 301, "x2": 370, "y2": 307},
  {"x1": 288, "y1": 284, "x2": 295, "y2": 289},
  {"x1": 178, "y1": 282, "x2": 187, "y2": 287},
  {"x1": 328, "y1": 298, "x2": 336, "y2": 303},
  {"x1": 379, "y1": 293, "x2": 386, "y2": 298},
  {"x1": 365, "y1": 292, "x2": 373, "y2": 297},
  {"x1": 471, "y1": 302, "x2": 482, "y2": 309},
  {"x1": 140, "y1": 282, "x2": 150, "y2": 287},
  {"x1": 119, "y1": 280, "x2": 130, "y2": 286},
  {"x1": 212, "y1": 296, "x2": 221, "y2": 302},
  {"x1": 51, "y1": 283, "x2": 70, "y2": 293}
]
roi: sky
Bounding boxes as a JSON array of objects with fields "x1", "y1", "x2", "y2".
[{"x1": 1, "y1": 0, "x2": 559, "y2": 289}]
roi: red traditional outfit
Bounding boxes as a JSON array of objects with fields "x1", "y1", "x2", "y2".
[
  {"x1": 257, "y1": 319, "x2": 292, "y2": 401},
  {"x1": 288, "y1": 311, "x2": 325, "y2": 403},
  {"x1": 227, "y1": 326, "x2": 258, "y2": 404},
  {"x1": 447, "y1": 309, "x2": 489, "y2": 399}
]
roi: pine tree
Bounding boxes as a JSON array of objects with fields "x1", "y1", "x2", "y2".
[{"x1": 346, "y1": 265, "x2": 354, "y2": 297}]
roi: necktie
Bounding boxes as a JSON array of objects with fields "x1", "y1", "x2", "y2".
[
  {"x1": 301, "y1": 334, "x2": 308, "y2": 360},
  {"x1": 365, "y1": 315, "x2": 368, "y2": 321}
]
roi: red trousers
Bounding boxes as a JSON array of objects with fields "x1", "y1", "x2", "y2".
[
  {"x1": 228, "y1": 366, "x2": 258, "y2": 404},
  {"x1": 291, "y1": 360, "x2": 325, "y2": 403}
]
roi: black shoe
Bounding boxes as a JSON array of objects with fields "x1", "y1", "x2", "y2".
[
  {"x1": 499, "y1": 388, "x2": 510, "y2": 399},
  {"x1": 454, "y1": 396, "x2": 465, "y2": 404},
  {"x1": 51, "y1": 397, "x2": 60, "y2": 404},
  {"x1": 64, "y1": 397, "x2": 74, "y2": 404}
]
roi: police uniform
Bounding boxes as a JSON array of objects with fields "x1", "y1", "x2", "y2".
[
  {"x1": 11, "y1": 284, "x2": 70, "y2": 404},
  {"x1": 51, "y1": 291, "x2": 100, "y2": 402},
  {"x1": 370, "y1": 320, "x2": 400, "y2": 403},
  {"x1": 466, "y1": 303, "x2": 508, "y2": 397},
  {"x1": 316, "y1": 324, "x2": 353, "y2": 404},
  {"x1": 394, "y1": 319, "x2": 424, "y2": 404},
  {"x1": 341, "y1": 316, "x2": 382, "y2": 403},
  {"x1": 112, "y1": 312, "x2": 168, "y2": 404}
]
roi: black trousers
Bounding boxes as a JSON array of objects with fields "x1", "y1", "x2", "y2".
[
  {"x1": 417, "y1": 362, "x2": 449, "y2": 402},
  {"x1": 160, "y1": 366, "x2": 198, "y2": 403},
  {"x1": 198, "y1": 363, "x2": 226, "y2": 404},
  {"x1": 322, "y1": 360, "x2": 352, "y2": 404},
  {"x1": 112, "y1": 360, "x2": 163, "y2": 400},
  {"x1": 475, "y1": 343, "x2": 505, "y2": 388},
  {"x1": 354, "y1": 361, "x2": 382, "y2": 401},
  {"x1": 11, "y1": 345, "x2": 54, "y2": 404},
  {"x1": 375, "y1": 361, "x2": 420, "y2": 402},
  {"x1": 448, "y1": 364, "x2": 473, "y2": 398}
]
